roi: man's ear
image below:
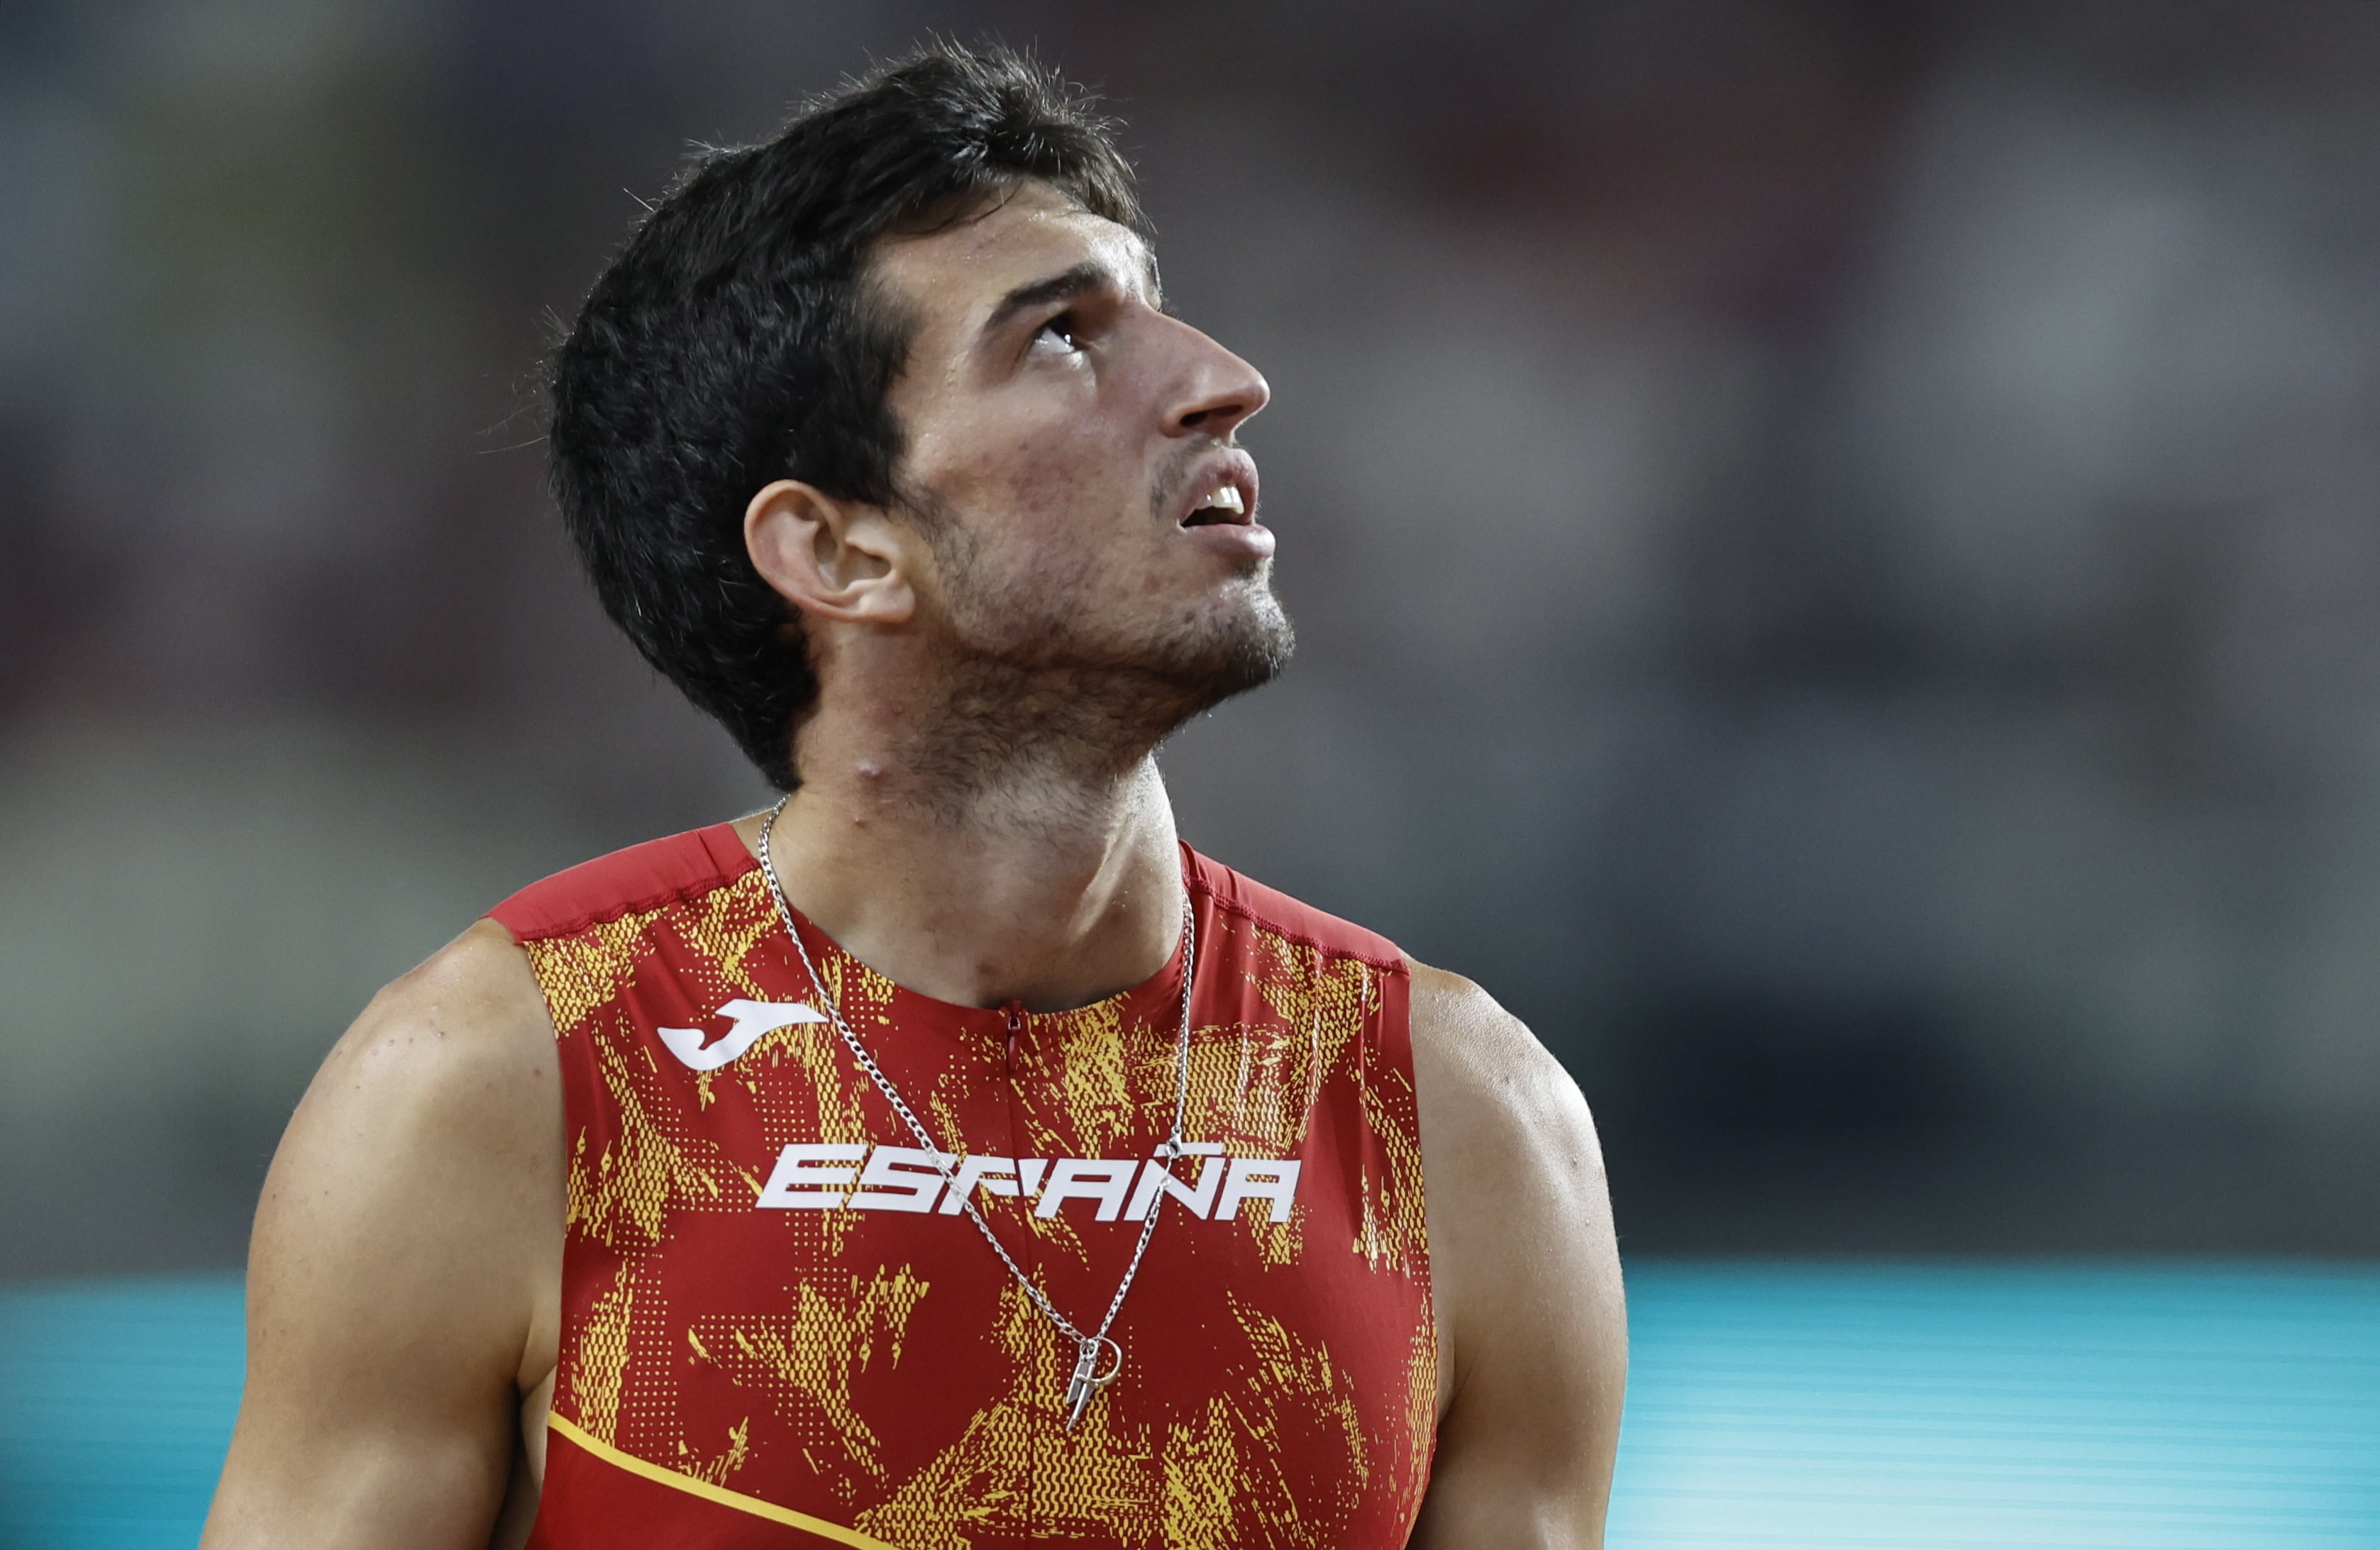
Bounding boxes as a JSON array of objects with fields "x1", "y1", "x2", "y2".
[{"x1": 743, "y1": 480, "x2": 917, "y2": 626}]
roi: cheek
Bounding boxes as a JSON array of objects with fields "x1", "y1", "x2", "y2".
[
  {"x1": 987, "y1": 421, "x2": 1151, "y2": 545},
  {"x1": 910, "y1": 387, "x2": 1165, "y2": 588}
]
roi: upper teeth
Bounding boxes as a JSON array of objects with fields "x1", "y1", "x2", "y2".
[{"x1": 1197, "y1": 486, "x2": 1245, "y2": 515}]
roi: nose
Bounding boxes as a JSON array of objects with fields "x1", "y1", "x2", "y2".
[{"x1": 1164, "y1": 322, "x2": 1270, "y2": 442}]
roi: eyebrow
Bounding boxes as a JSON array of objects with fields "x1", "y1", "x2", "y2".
[{"x1": 978, "y1": 252, "x2": 1166, "y2": 341}]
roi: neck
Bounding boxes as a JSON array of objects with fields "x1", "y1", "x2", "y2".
[{"x1": 738, "y1": 692, "x2": 1188, "y2": 1014}]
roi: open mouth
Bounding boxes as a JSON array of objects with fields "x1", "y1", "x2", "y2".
[{"x1": 1180, "y1": 484, "x2": 1249, "y2": 528}]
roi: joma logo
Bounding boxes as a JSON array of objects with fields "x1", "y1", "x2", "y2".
[{"x1": 756, "y1": 1143, "x2": 1301, "y2": 1223}]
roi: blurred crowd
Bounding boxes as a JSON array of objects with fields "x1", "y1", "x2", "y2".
[{"x1": 4, "y1": 0, "x2": 2379, "y2": 1273}]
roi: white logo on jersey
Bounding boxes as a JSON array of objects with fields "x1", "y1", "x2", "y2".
[
  {"x1": 658, "y1": 999, "x2": 827, "y2": 1070},
  {"x1": 755, "y1": 1141, "x2": 1301, "y2": 1223}
]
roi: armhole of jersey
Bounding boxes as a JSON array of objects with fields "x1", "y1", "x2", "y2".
[{"x1": 1178, "y1": 842, "x2": 1407, "y2": 975}]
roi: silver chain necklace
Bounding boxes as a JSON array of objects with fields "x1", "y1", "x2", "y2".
[{"x1": 756, "y1": 795, "x2": 1197, "y2": 1431}]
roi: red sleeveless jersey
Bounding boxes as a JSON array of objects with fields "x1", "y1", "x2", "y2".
[{"x1": 490, "y1": 824, "x2": 1436, "y2": 1549}]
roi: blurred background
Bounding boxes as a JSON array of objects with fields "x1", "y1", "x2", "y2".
[{"x1": 4, "y1": 0, "x2": 2380, "y2": 1280}]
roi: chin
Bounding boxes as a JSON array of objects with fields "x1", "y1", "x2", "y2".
[
  {"x1": 1154, "y1": 587, "x2": 1296, "y2": 714},
  {"x1": 939, "y1": 565, "x2": 1294, "y2": 731}
]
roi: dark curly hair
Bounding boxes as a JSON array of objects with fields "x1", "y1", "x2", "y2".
[{"x1": 548, "y1": 43, "x2": 1145, "y2": 790}]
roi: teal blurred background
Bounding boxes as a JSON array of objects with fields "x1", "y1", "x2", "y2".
[{"x1": 6, "y1": 1267, "x2": 2376, "y2": 1547}]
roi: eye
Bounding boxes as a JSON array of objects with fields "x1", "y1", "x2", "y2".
[{"x1": 1027, "y1": 314, "x2": 1081, "y2": 358}]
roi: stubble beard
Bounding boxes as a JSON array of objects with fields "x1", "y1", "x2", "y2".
[{"x1": 907, "y1": 521, "x2": 1295, "y2": 807}]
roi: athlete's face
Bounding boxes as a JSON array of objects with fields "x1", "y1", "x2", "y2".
[{"x1": 870, "y1": 180, "x2": 1290, "y2": 709}]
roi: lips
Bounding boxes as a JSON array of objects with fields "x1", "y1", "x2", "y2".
[{"x1": 1171, "y1": 450, "x2": 1259, "y2": 531}]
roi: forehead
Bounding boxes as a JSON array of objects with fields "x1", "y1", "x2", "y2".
[{"x1": 871, "y1": 182, "x2": 1155, "y2": 340}]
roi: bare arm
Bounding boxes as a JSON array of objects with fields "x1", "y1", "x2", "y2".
[
  {"x1": 1406, "y1": 963, "x2": 1627, "y2": 1549},
  {"x1": 201, "y1": 920, "x2": 563, "y2": 1550}
]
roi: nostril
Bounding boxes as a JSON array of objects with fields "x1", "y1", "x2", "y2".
[{"x1": 1179, "y1": 402, "x2": 1248, "y2": 432}]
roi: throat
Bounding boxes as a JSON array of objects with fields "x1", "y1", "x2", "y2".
[{"x1": 746, "y1": 760, "x2": 1187, "y2": 1014}]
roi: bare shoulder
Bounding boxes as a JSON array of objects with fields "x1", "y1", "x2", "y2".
[
  {"x1": 294, "y1": 918, "x2": 558, "y2": 1162},
  {"x1": 255, "y1": 917, "x2": 562, "y2": 1347},
  {"x1": 1403, "y1": 960, "x2": 1625, "y2": 1549},
  {"x1": 205, "y1": 920, "x2": 563, "y2": 1548},
  {"x1": 1405, "y1": 960, "x2": 1605, "y2": 1192}
]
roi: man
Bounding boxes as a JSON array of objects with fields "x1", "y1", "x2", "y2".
[{"x1": 204, "y1": 44, "x2": 1625, "y2": 1550}]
